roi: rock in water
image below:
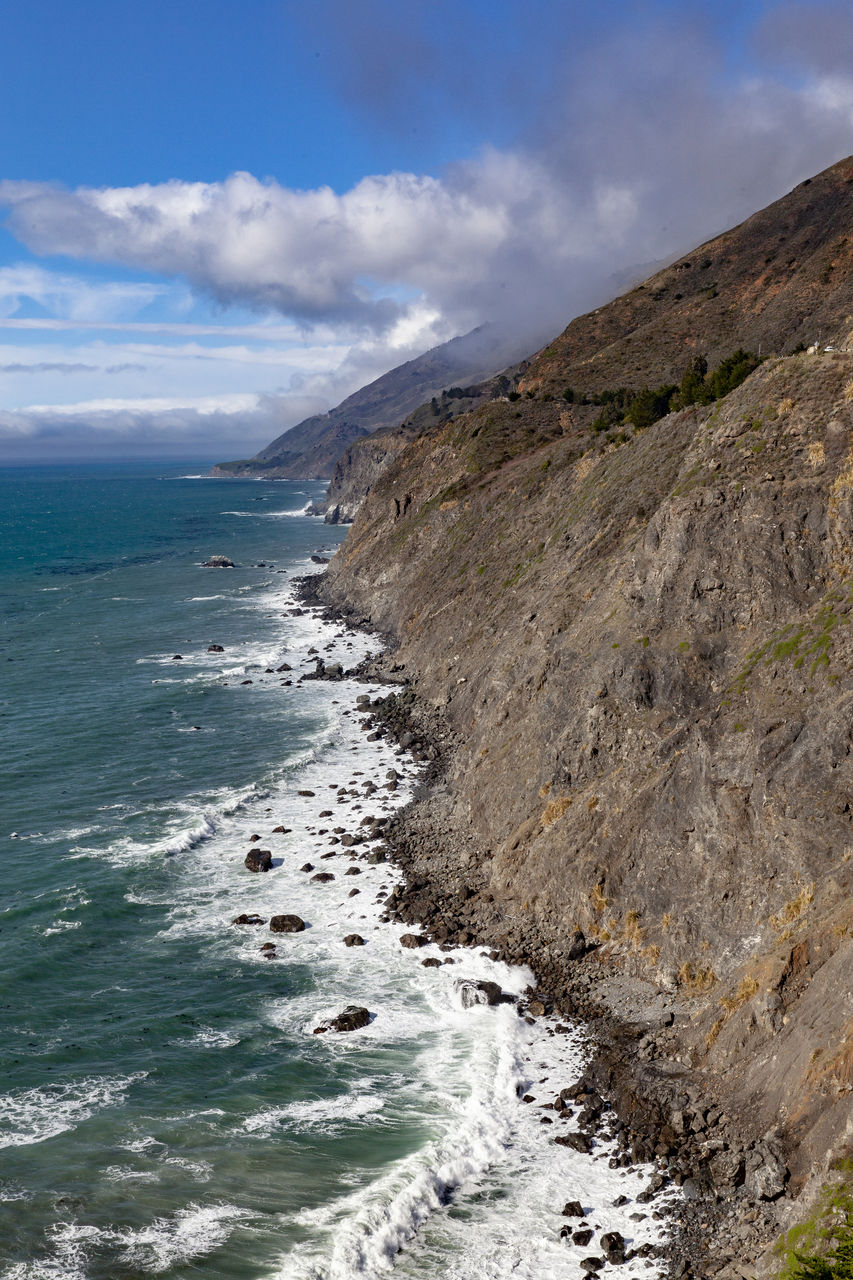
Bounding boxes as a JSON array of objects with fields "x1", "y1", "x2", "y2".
[
  {"x1": 244, "y1": 849, "x2": 272, "y2": 872},
  {"x1": 269, "y1": 914, "x2": 305, "y2": 933},
  {"x1": 600, "y1": 1232, "x2": 626, "y2": 1264},
  {"x1": 455, "y1": 978, "x2": 507, "y2": 1007},
  {"x1": 202, "y1": 555, "x2": 234, "y2": 567},
  {"x1": 313, "y1": 1005, "x2": 371, "y2": 1033},
  {"x1": 399, "y1": 933, "x2": 428, "y2": 949},
  {"x1": 343, "y1": 934, "x2": 366, "y2": 946}
]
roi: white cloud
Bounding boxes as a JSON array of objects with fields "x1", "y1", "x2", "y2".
[{"x1": 0, "y1": 263, "x2": 167, "y2": 322}]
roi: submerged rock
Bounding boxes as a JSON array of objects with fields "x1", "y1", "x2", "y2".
[{"x1": 232, "y1": 913, "x2": 266, "y2": 926}]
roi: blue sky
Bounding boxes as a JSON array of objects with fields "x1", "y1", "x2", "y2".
[{"x1": 0, "y1": 0, "x2": 851, "y2": 460}]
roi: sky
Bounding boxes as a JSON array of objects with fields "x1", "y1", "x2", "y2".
[{"x1": 1, "y1": 0, "x2": 853, "y2": 462}]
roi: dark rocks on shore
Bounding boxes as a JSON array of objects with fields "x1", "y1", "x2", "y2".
[
  {"x1": 313, "y1": 1005, "x2": 371, "y2": 1033},
  {"x1": 300, "y1": 863, "x2": 314, "y2": 872},
  {"x1": 311, "y1": 872, "x2": 335, "y2": 883},
  {"x1": 344, "y1": 934, "x2": 366, "y2": 946},
  {"x1": 600, "y1": 1231, "x2": 626, "y2": 1265},
  {"x1": 272, "y1": 825, "x2": 288, "y2": 833},
  {"x1": 554, "y1": 1132, "x2": 593, "y2": 1154},
  {"x1": 561, "y1": 1201, "x2": 585, "y2": 1218},
  {"x1": 422, "y1": 956, "x2": 442, "y2": 967},
  {"x1": 399, "y1": 933, "x2": 428, "y2": 948},
  {"x1": 244, "y1": 849, "x2": 272, "y2": 873},
  {"x1": 269, "y1": 914, "x2": 305, "y2": 933}
]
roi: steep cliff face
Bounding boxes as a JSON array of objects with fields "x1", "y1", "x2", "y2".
[{"x1": 319, "y1": 347, "x2": 853, "y2": 1256}]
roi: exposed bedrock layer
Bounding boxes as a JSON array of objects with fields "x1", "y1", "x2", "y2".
[{"x1": 311, "y1": 347, "x2": 853, "y2": 1276}]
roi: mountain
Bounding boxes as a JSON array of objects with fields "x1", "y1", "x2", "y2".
[
  {"x1": 310, "y1": 156, "x2": 853, "y2": 1274},
  {"x1": 210, "y1": 323, "x2": 538, "y2": 480}
]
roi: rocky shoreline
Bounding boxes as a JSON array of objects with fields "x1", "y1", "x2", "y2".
[{"x1": 297, "y1": 570, "x2": 790, "y2": 1280}]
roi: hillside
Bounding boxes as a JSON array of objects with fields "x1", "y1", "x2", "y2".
[
  {"x1": 524, "y1": 156, "x2": 853, "y2": 396},
  {"x1": 311, "y1": 156, "x2": 853, "y2": 1276},
  {"x1": 211, "y1": 323, "x2": 534, "y2": 480}
]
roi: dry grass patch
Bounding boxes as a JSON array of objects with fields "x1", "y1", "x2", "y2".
[
  {"x1": 541, "y1": 795, "x2": 572, "y2": 825},
  {"x1": 770, "y1": 883, "x2": 815, "y2": 931},
  {"x1": 678, "y1": 961, "x2": 717, "y2": 994}
]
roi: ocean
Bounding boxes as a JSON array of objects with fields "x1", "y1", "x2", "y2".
[{"x1": 0, "y1": 462, "x2": 674, "y2": 1279}]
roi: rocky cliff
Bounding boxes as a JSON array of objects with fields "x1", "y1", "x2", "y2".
[{"x1": 312, "y1": 157, "x2": 853, "y2": 1275}]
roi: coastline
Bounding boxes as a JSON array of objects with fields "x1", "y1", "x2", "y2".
[{"x1": 298, "y1": 568, "x2": 785, "y2": 1280}]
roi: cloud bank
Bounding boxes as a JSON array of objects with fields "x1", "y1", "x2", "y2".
[{"x1": 3, "y1": 5, "x2": 853, "y2": 458}]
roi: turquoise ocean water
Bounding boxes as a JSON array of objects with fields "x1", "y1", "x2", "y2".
[{"x1": 0, "y1": 463, "x2": 670, "y2": 1279}]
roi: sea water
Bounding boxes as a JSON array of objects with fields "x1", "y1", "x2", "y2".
[{"x1": 0, "y1": 462, "x2": 675, "y2": 1278}]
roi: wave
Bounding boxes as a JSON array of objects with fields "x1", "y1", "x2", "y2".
[
  {"x1": 110, "y1": 1202, "x2": 251, "y2": 1272},
  {"x1": 244, "y1": 1092, "x2": 385, "y2": 1138},
  {"x1": 0, "y1": 1074, "x2": 146, "y2": 1150},
  {"x1": 221, "y1": 503, "x2": 312, "y2": 518}
]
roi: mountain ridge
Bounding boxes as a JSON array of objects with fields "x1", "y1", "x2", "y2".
[{"x1": 211, "y1": 323, "x2": 537, "y2": 481}]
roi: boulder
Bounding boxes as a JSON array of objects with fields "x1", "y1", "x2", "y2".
[
  {"x1": 455, "y1": 979, "x2": 507, "y2": 1007},
  {"x1": 422, "y1": 957, "x2": 442, "y2": 968},
  {"x1": 232, "y1": 913, "x2": 266, "y2": 925},
  {"x1": 344, "y1": 934, "x2": 366, "y2": 947},
  {"x1": 313, "y1": 1005, "x2": 371, "y2": 1033},
  {"x1": 269, "y1": 914, "x2": 305, "y2": 933},
  {"x1": 561, "y1": 1201, "x2": 585, "y2": 1218},
  {"x1": 567, "y1": 929, "x2": 589, "y2": 961},
  {"x1": 554, "y1": 1132, "x2": 593, "y2": 1153},
  {"x1": 202, "y1": 555, "x2": 234, "y2": 568},
  {"x1": 600, "y1": 1231, "x2": 626, "y2": 1264},
  {"x1": 311, "y1": 872, "x2": 335, "y2": 883},
  {"x1": 207, "y1": 644, "x2": 225, "y2": 653},
  {"x1": 400, "y1": 933, "x2": 428, "y2": 949},
  {"x1": 745, "y1": 1145, "x2": 787, "y2": 1200},
  {"x1": 244, "y1": 849, "x2": 272, "y2": 873},
  {"x1": 300, "y1": 863, "x2": 314, "y2": 872},
  {"x1": 573, "y1": 1228, "x2": 594, "y2": 1247}
]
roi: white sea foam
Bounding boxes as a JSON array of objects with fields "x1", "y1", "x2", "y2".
[
  {"x1": 221, "y1": 504, "x2": 311, "y2": 517},
  {"x1": 0, "y1": 1074, "x2": 147, "y2": 1149},
  {"x1": 244, "y1": 1092, "x2": 386, "y2": 1137},
  {"x1": 176, "y1": 1026, "x2": 241, "y2": 1049},
  {"x1": 112, "y1": 1202, "x2": 251, "y2": 1271}
]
